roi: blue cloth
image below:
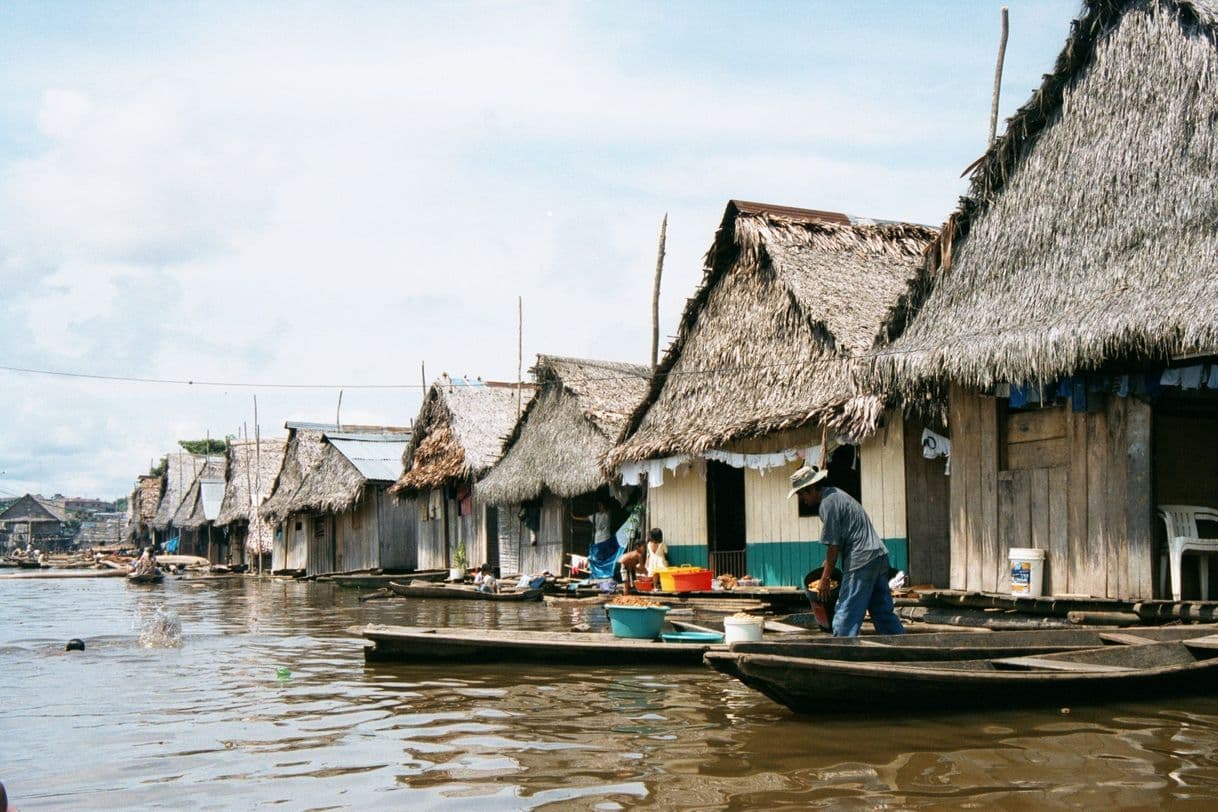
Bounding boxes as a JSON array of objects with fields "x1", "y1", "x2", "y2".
[
  {"x1": 165, "y1": 535, "x2": 180, "y2": 554},
  {"x1": 588, "y1": 537, "x2": 623, "y2": 580},
  {"x1": 832, "y1": 553, "x2": 904, "y2": 637},
  {"x1": 1071, "y1": 378, "x2": 1088, "y2": 413}
]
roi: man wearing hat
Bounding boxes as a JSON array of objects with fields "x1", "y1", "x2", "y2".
[{"x1": 788, "y1": 465, "x2": 904, "y2": 637}]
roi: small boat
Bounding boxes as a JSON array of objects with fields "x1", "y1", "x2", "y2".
[
  {"x1": 723, "y1": 625, "x2": 1218, "y2": 663},
  {"x1": 543, "y1": 593, "x2": 611, "y2": 607},
  {"x1": 706, "y1": 631, "x2": 1218, "y2": 713},
  {"x1": 321, "y1": 570, "x2": 448, "y2": 589},
  {"x1": 127, "y1": 569, "x2": 165, "y2": 584},
  {"x1": 387, "y1": 580, "x2": 544, "y2": 602},
  {"x1": 363, "y1": 624, "x2": 725, "y2": 664}
]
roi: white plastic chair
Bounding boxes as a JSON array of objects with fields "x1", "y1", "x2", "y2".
[{"x1": 1158, "y1": 505, "x2": 1218, "y2": 601}]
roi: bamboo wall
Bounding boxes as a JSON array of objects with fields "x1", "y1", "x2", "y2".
[{"x1": 948, "y1": 385, "x2": 1153, "y2": 599}]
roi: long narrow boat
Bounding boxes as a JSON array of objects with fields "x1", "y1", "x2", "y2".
[
  {"x1": 388, "y1": 580, "x2": 544, "y2": 602},
  {"x1": 363, "y1": 624, "x2": 724, "y2": 664},
  {"x1": 706, "y1": 633, "x2": 1218, "y2": 713},
  {"x1": 320, "y1": 570, "x2": 449, "y2": 589},
  {"x1": 127, "y1": 569, "x2": 165, "y2": 584},
  {"x1": 723, "y1": 625, "x2": 1218, "y2": 663}
]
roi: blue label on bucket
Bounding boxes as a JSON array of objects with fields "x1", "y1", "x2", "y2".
[{"x1": 1011, "y1": 562, "x2": 1031, "y2": 593}]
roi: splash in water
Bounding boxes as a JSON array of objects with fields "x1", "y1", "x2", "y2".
[{"x1": 136, "y1": 606, "x2": 183, "y2": 648}]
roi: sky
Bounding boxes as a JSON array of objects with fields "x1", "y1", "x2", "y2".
[{"x1": 0, "y1": 0, "x2": 1081, "y2": 500}]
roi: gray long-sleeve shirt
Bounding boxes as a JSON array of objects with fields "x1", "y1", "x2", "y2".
[{"x1": 818, "y1": 487, "x2": 887, "y2": 572}]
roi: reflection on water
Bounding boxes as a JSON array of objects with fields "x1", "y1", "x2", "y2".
[{"x1": 4, "y1": 578, "x2": 1218, "y2": 809}]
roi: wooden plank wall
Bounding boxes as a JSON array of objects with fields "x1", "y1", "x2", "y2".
[
  {"x1": 743, "y1": 461, "x2": 821, "y2": 543},
  {"x1": 378, "y1": 489, "x2": 417, "y2": 571},
  {"x1": 416, "y1": 489, "x2": 447, "y2": 570},
  {"x1": 647, "y1": 465, "x2": 708, "y2": 548},
  {"x1": 903, "y1": 417, "x2": 950, "y2": 587},
  {"x1": 859, "y1": 418, "x2": 907, "y2": 541},
  {"x1": 952, "y1": 388, "x2": 1153, "y2": 599}
]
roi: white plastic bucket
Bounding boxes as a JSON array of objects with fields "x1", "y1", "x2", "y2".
[
  {"x1": 723, "y1": 616, "x2": 764, "y2": 644},
  {"x1": 1009, "y1": 548, "x2": 1046, "y2": 597}
]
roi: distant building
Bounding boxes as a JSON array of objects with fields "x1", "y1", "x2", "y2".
[{"x1": 0, "y1": 494, "x2": 76, "y2": 553}]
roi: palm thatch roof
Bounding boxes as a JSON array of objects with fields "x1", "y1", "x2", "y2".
[
  {"x1": 176, "y1": 456, "x2": 227, "y2": 530},
  {"x1": 150, "y1": 452, "x2": 207, "y2": 530},
  {"x1": 606, "y1": 200, "x2": 935, "y2": 467},
  {"x1": 872, "y1": 0, "x2": 1218, "y2": 395},
  {"x1": 136, "y1": 476, "x2": 163, "y2": 523},
  {"x1": 216, "y1": 439, "x2": 287, "y2": 554},
  {"x1": 391, "y1": 378, "x2": 532, "y2": 494},
  {"x1": 478, "y1": 356, "x2": 651, "y2": 504},
  {"x1": 260, "y1": 424, "x2": 410, "y2": 522}
]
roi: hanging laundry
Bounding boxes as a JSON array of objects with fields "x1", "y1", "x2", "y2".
[
  {"x1": 921, "y1": 428, "x2": 950, "y2": 460},
  {"x1": 1009, "y1": 384, "x2": 1029, "y2": 408},
  {"x1": 1180, "y1": 365, "x2": 1204, "y2": 390},
  {"x1": 1071, "y1": 379, "x2": 1088, "y2": 413},
  {"x1": 1209, "y1": 365, "x2": 1218, "y2": 389},
  {"x1": 803, "y1": 445, "x2": 823, "y2": 468},
  {"x1": 619, "y1": 461, "x2": 643, "y2": 487},
  {"x1": 1160, "y1": 368, "x2": 1182, "y2": 386},
  {"x1": 1117, "y1": 375, "x2": 1130, "y2": 398}
]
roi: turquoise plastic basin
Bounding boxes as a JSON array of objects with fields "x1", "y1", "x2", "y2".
[{"x1": 606, "y1": 604, "x2": 670, "y2": 639}]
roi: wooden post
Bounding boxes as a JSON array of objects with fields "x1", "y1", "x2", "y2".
[
  {"x1": 651, "y1": 214, "x2": 667, "y2": 373},
  {"x1": 254, "y1": 394, "x2": 262, "y2": 576},
  {"x1": 988, "y1": 6, "x2": 1009, "y2": 148},
  {"x1": 517, "y1": 296, "x2": 523, "y2": 419},
  {"x1": 336, "y1": 390, "x2": 343, "y2": 430}
]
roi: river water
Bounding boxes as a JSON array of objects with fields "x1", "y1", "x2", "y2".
[{"x1": 4, "y1": 578, "x2": 1218, "y2": 809}]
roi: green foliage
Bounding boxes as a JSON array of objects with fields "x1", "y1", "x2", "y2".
[
  {"x1": 114, "y1": 496, "x2": 128, "y2": 512},
  {"x1": 453, "y1": 541, "x2": 468, "y2": 570},
  {"x1": 178, "y1": 438, "x2": 229, "y2": 455},
  {"x1": 150, "y1": 456, "x2": 168, "y2": 477}
]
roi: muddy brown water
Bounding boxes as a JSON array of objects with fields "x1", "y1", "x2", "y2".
[{"x1": 4, "y1": 578, "x2": 1218, "y2": 809}]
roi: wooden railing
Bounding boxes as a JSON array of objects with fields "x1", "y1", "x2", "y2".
[{"x1": 710, "y1": 550, "x2": 747, "y2": 579}]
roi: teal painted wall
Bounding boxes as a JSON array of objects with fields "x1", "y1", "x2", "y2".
[
  {"x1": 665, "y1": 544, "x2": 708, "y2": 569},
  {"x1": 665, "y1": 539, "x2": 908, "y2": 588}
]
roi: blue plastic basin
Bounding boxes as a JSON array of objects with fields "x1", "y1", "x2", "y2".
[{"x1": 606, "y1": 604, "x2": 670, "y2": 639}]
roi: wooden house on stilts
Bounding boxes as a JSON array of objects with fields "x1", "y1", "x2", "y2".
[
  {"x1": 260, "y1": 423, "x2": 415, "y2": 576},
  {"x1": 174, "y1": 455, "x2": 228, "y2": 561},
  {"x1": 215, "y1": 438, "x2": 287, "y2": 569},
  {"x1": 390, "y1": 378, "x2": 530, "y2": 573},
  {"x1": 477, "y1": 356, "x2": 651, "y2": 577},
  {"x1": 605, "y1": 200, "x2": 944, "y2": 588},
  {"x1": 872, "y1": 0, "x2": 1218, "y2": 601}
]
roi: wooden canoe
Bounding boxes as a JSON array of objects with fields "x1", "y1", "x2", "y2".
[
  {"x1": 320, "y1": 570, "x2": 448, "y2": 589},
  {"x1": 706, "y1": 633, "x2": 1218, "y2": 713},
  {"x1": 362, "y1": 624, "x2": 725, "y2": 664},
  {"x1": 387, "y1": 580, "x2": 544, "y2": 602},
  {"x1": 724, "y1": 625, "x2": 1218, "y2": 662},
  {"x1": 127, "y1": 570, "x2": 165, "y2": 584}
]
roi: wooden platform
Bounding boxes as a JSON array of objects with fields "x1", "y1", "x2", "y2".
[{"x1": 362, "y1": 624, "x2": 725, "y2": 665}]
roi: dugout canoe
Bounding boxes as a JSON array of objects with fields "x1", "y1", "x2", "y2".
[
  {"x1": 362, "y1": 624, "x2": 725, "y2": 664},
  {"x1": 320, "y1": 570, "x2": 448, "y2": 589},
  {"x1": 706, "y1": 633, "x2": 1218, "y2": 713},
  {"x1": 723, "y1": 625, "x2": 1218, "y2": 663},
  {"x1": 387, "y1": 580, "x2": 544, "y2": 602}
]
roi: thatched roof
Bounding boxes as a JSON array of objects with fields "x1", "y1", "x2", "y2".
[
  {"x1": 150, "y1": 452, "x2": 207, "y2": 530},
  {"x1": 872, "y1": 0, "x2": 1218, "y2": 395},
  {"x1": 606, "y1": 200, "x2": 935, "y2": 467},
  {"x1": 478, "y1": 356, "x2": 650, "y2": 504},
  {"x1": 216, "y1": 439, "x2": 287, "y2": 525},
  {"x1": 391, "y1": 379, "x2": 532, "y2": 494},
  {"x1": 260, "y1": 424, "x2": 409, "y2": 521},
  {"x1": 176, "y1": 456, "x2": 227, "y2": 530},
  {"x1": 136, "y1": 476, "x2": 162, "y2": 523},
  {"x1": 215, "y1": 439, "x2": 286, "y2": 554}
]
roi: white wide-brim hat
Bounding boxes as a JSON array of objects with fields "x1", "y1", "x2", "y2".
[{"x1": 787, "y1": 465, "x2": 829, "y2": 498}]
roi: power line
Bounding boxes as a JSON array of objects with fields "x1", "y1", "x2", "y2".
[{"x1": 0, "y1": 364, "x2": 422, "y2": 390}]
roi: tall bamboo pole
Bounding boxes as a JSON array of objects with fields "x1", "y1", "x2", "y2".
[
  {"x1": 989, "y1": 7, "x2": 1010, "y2": 147},
  {"x1": 517, "y1": 296, "x2": 523, "y2": 419},
  {"x1": 651, "y1": 214, "x2": 667, "y2": 373}
]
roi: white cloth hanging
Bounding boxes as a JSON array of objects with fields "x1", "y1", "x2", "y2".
[{"x1": 921, "y1": 428, "x2": 950, "y2": 460}]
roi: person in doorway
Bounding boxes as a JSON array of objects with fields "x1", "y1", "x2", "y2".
[
  {"x1": 644, "y1": 528, "x2": 668, "y2": 575},
  {"x1": 788, "y1": 465, "x2": 904, "y2": 637},
  {"x1": 572, "y1": 500, "x2": 613, "y2": 549},
  {"x1": 617, "y1": 539, "x2": 646, "y2": 593}
]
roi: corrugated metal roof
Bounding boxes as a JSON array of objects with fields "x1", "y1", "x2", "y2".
[
  {"x1": 200, "y1": 479, "x2": 226, "y2": 521},
  {"x1": 326, "y1": 435, "x2": 410, "y2": 482}
]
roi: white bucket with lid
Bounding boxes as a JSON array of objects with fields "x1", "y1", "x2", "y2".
[
  {"x1": 1009, "y1": 548, "x2": 1046, "y2": 597},
  {"x1": 723, "y1": 615, "x2": 764, "y2": 644}
]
